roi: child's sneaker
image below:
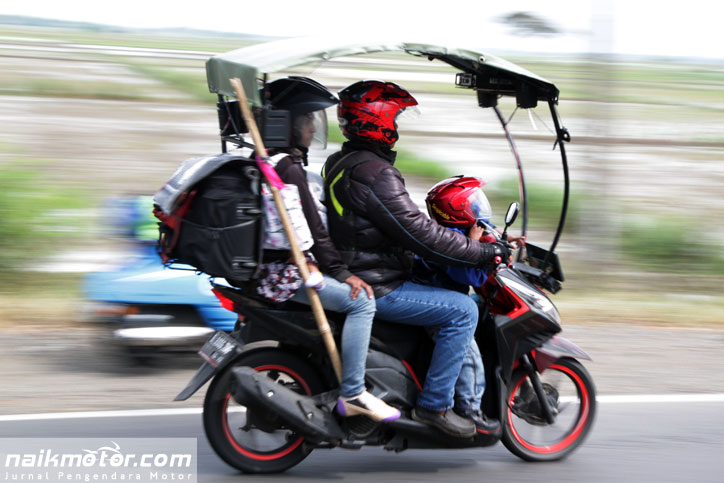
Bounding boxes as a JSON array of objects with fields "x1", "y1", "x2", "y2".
[{"x1": 336, "y1": 391, "x2": 401, "y2": 422}]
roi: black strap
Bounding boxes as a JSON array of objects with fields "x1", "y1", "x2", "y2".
[{"x1": 322, "y1": 150, "x2": 371, "y2": 183}]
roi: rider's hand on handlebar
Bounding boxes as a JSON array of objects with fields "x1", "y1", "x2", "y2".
[
  {"x1": 480, "y1": 241, "x2": 512, "y2": 266},
  {"x1": 491, "y1": 241, "x2": 512, "y2": 262},
  {"x1": 345, "y1": 275, "x2": 374, "y2": 300}
]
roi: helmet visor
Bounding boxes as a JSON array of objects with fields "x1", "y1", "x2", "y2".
[
  {"x1": 294, "y1": 109, "x2": 329, "y2": 149},
  {"x1": 311, "y1": 109, "x2": 328, "y2": 149},
  {"x1": 469, "y1": 189, "x2": 492, "y2": 223},
  {"x1": 394, "y1": 105, "x2": 421, "y2": 128}
]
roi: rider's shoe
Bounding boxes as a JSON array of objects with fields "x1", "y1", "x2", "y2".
[
  {"x1": 411, "y1": 406, "x2": 476, "y2": 438},
  {"x1": 336, "y1": 391, "x2": 401, "y2": 422},
  {"x1": 454, "y1": 408, "x2": 502, "y2": 436}
]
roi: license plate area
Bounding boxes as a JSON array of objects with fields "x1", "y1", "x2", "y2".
[{"x1": 198, "y1": 330, "x2": 240, "y2": 367}]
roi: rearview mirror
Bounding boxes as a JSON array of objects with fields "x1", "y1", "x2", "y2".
[{"x1": 505, "y1": 202, "x2": 520, "y2": 227}]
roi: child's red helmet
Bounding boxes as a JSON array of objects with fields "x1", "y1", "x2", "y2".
[
  {"x1": 425, "y1": 176, "x2": 492, "y2": 227},
  {"x1": 337, "y1": 80, "x2": 418, "y2": 145}
]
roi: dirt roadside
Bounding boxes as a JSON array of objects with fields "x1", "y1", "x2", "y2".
[{"x1": 1, "y1": 323, "x2": 723, "y2": 416}]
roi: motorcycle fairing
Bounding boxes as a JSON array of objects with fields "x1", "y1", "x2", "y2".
[
  {"x1": 531, "y1": 336, "x2": 591, "y2": 373},
  {"x1": 364, "y1": 349, "x2": 421, "y2": 409},
  {"x1": 493, "y1": 268, "x2": 561, "y2": 382}
]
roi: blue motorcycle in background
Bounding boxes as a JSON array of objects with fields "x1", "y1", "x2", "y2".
[{"x1": 83, "y1": 196, "x2": 237, "y2": 361}]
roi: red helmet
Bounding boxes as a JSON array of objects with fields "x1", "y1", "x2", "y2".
[
  {"x1": 425, "y1": 176, "x2": 492, "y2": 228},
  {"x1": 337, "y1": 80, "x2": 418, "y2": 145}
]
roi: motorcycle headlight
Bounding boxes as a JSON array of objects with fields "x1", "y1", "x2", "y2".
[{"x1": 504, "y1": 279, "x2": 561, "y2": 324}]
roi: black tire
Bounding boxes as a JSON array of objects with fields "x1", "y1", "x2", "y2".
[
  {"x1": 203, "y1": 349, "x2": 324, "y2": 474},
  {"x1": 501, "y1": 357, "x2": 596, "y2": 461}
]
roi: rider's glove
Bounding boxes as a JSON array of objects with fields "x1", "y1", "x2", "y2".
[{"x1": 479, "y1": 242, "x2": 512, "y2": 266}]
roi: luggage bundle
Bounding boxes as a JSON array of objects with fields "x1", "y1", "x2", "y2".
[{"x1": 153, "y1": 154, "x2": 264, "y2": 282}]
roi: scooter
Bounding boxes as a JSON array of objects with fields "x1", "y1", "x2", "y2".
[
  {"x1": 175, "y1": 201, "x2": 595, "y2": 473},
  {"x1": 170, "y1": 37, "x2": 594, "y2": 473}
]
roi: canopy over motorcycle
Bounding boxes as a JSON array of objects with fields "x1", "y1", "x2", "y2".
[
  {"x1": 206, "y1": 37, "x2": 560, "y2": 106},
  {"x1": 205, "y1": 37, "x2": 568, "y2": 290}
]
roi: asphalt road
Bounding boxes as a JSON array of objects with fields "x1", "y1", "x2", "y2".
[{"x1": 2, "y1": 400, "x2": 723, "y2": 483}]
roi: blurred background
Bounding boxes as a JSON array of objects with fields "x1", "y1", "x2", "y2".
[{"x1": 0, "y1": 0, "x2": 723, "y2": 414}]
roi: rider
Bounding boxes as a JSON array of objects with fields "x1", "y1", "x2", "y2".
[
  {"x1": 258, "y1": 76, "x2": 400, "y2": 423},
  {"x1": 417, "y1": 176, "x2": 524, "y2": 434},
  {"x1": 322, "y1": 80, "x2": 510, "y2": 437}
]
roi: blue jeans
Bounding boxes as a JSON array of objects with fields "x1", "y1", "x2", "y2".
[
  {"x1": 430, "y1": 328, "x2": 485, "y2": 414},
  {"x1": 454, "y1": 293, "x2": 486, "y2": 414},
  {"x1": 291, "y1": 274, "x2": 375, "y2": 398},
  {"x1": 454, "y1": 340, "x2": 485, "y2": 414},
  {"x1": 375, "y1": 281, "x2": 478, "y2": 411}
]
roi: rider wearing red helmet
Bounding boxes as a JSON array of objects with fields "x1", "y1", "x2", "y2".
[
  {"x1": 418, "y1": 176, "x2": 498, "y2": 292},
  {"x1": 422, "y1": 175, "x2": 525, "y2": 291},
  {"x1": 323, "y1": 80, "x2": 509, "y2": 437},
  {"x1": 426, "y1": 176, "x2": 493, "y2": 227},
  {"x1": 336, "y1": 80, "x2": 419, "y2": 146},
  {"x1": 422, "y1": 176, "x2": 524, "y2": 433},
  {"x1": 261, "y1": 76, "x2": 401, "y2": 423},
  {"x1": 416, "y1": 176, "x2": 503, "y2": 434}
]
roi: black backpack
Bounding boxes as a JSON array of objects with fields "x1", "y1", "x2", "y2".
[{"x1": 153, "y1": 157, "x2": 263, "y2": 282}]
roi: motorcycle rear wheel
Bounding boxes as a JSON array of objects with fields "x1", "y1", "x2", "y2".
[
  {"x1": 203, "y1": 349, "x2": 324, "y2": 473},
  {"x1": 502, "y1": 357, "x2": 596, "y2": 461}
]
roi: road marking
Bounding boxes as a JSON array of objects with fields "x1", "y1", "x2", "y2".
[
  {"x1": 596, "y1": 393, "x2": 724, "y2": 404},
  {"x1": 1, "y1": 394, "x2": 723, "y2": 422},
  {"x1": 0, "y1": 408, "x2": 203, "y2": 422}
]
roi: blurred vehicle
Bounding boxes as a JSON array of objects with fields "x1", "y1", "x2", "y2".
[{"x1": 83, "y1": 196, "x2": 237, "y2": 359}]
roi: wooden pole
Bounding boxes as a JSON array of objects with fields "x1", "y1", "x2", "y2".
[{"x1": 229, "y1": 78, "x2": 343, "y2": 384}]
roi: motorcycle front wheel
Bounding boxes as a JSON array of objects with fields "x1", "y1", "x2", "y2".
[
  {"x1": 203, "y1": 349, "x2": 324, "y2": 474},
  {"x1": 502, "y1": 357, "x2": 596, "y2": 461}
]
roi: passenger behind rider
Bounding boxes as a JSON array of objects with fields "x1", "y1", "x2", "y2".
[
  {"x1": 255, "y1": 76, "x2": 400, "y2": 423},
  {"x1": 323, "y1": 80, "x2": 511, "y2": 437},
  {"x1": 414, "y1": 176, "x2": 525, "y2": 435}
]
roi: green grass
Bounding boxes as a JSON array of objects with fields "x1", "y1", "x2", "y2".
[
  {"x1": 394, "y1": 150, "x2": 455, "y2": 181},
  {"x1": 0, "y1": 161, "x2": 95, "y2": 276},
  {"x1": 620, "y1": 215, "x2": 724, "y2": 274},
  {"x1": 486, "y1": 177, "x2": 582, "y2": 231}
]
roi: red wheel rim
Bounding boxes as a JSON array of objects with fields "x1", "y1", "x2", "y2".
[{"x1": 506, "y1": 363, "x2": 590, "y2": 454}]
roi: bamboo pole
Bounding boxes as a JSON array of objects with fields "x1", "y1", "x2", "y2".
[{"x1": 229, "y1": 78, "x2": 343, "y2": 384}]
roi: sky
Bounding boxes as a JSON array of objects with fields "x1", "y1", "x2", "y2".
[{"x1": 3, "y1": 0, "x2": 722, "y2": 59}]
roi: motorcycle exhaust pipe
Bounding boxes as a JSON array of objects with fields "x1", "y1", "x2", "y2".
[{"x1": 231, "y1": 366, "x2": 345, "y2": 443}]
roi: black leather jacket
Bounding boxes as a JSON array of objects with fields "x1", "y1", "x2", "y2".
[{"x1": 323, "y1": 140, "x2": 493, "y2": 297}]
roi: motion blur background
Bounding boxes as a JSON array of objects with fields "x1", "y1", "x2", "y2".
[{"x1": 0, "y1": 1, "x2": 722, "y2": 413}]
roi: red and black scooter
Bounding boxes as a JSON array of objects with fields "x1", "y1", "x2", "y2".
[
  {"x1": 175, "y1": 201, "x2": 595, "y2": 473},
  {"x1": 171, "y1": 37, "x2": 594, "y2": 474}
]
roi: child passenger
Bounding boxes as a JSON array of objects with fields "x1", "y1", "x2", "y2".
[{"x1": 414, "y1": 176, "x2": 524, "y2": 435}]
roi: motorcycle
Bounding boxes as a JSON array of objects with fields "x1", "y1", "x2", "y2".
[{"x1": 171, "y1": 37, "x2": 595, "y2": 473}]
